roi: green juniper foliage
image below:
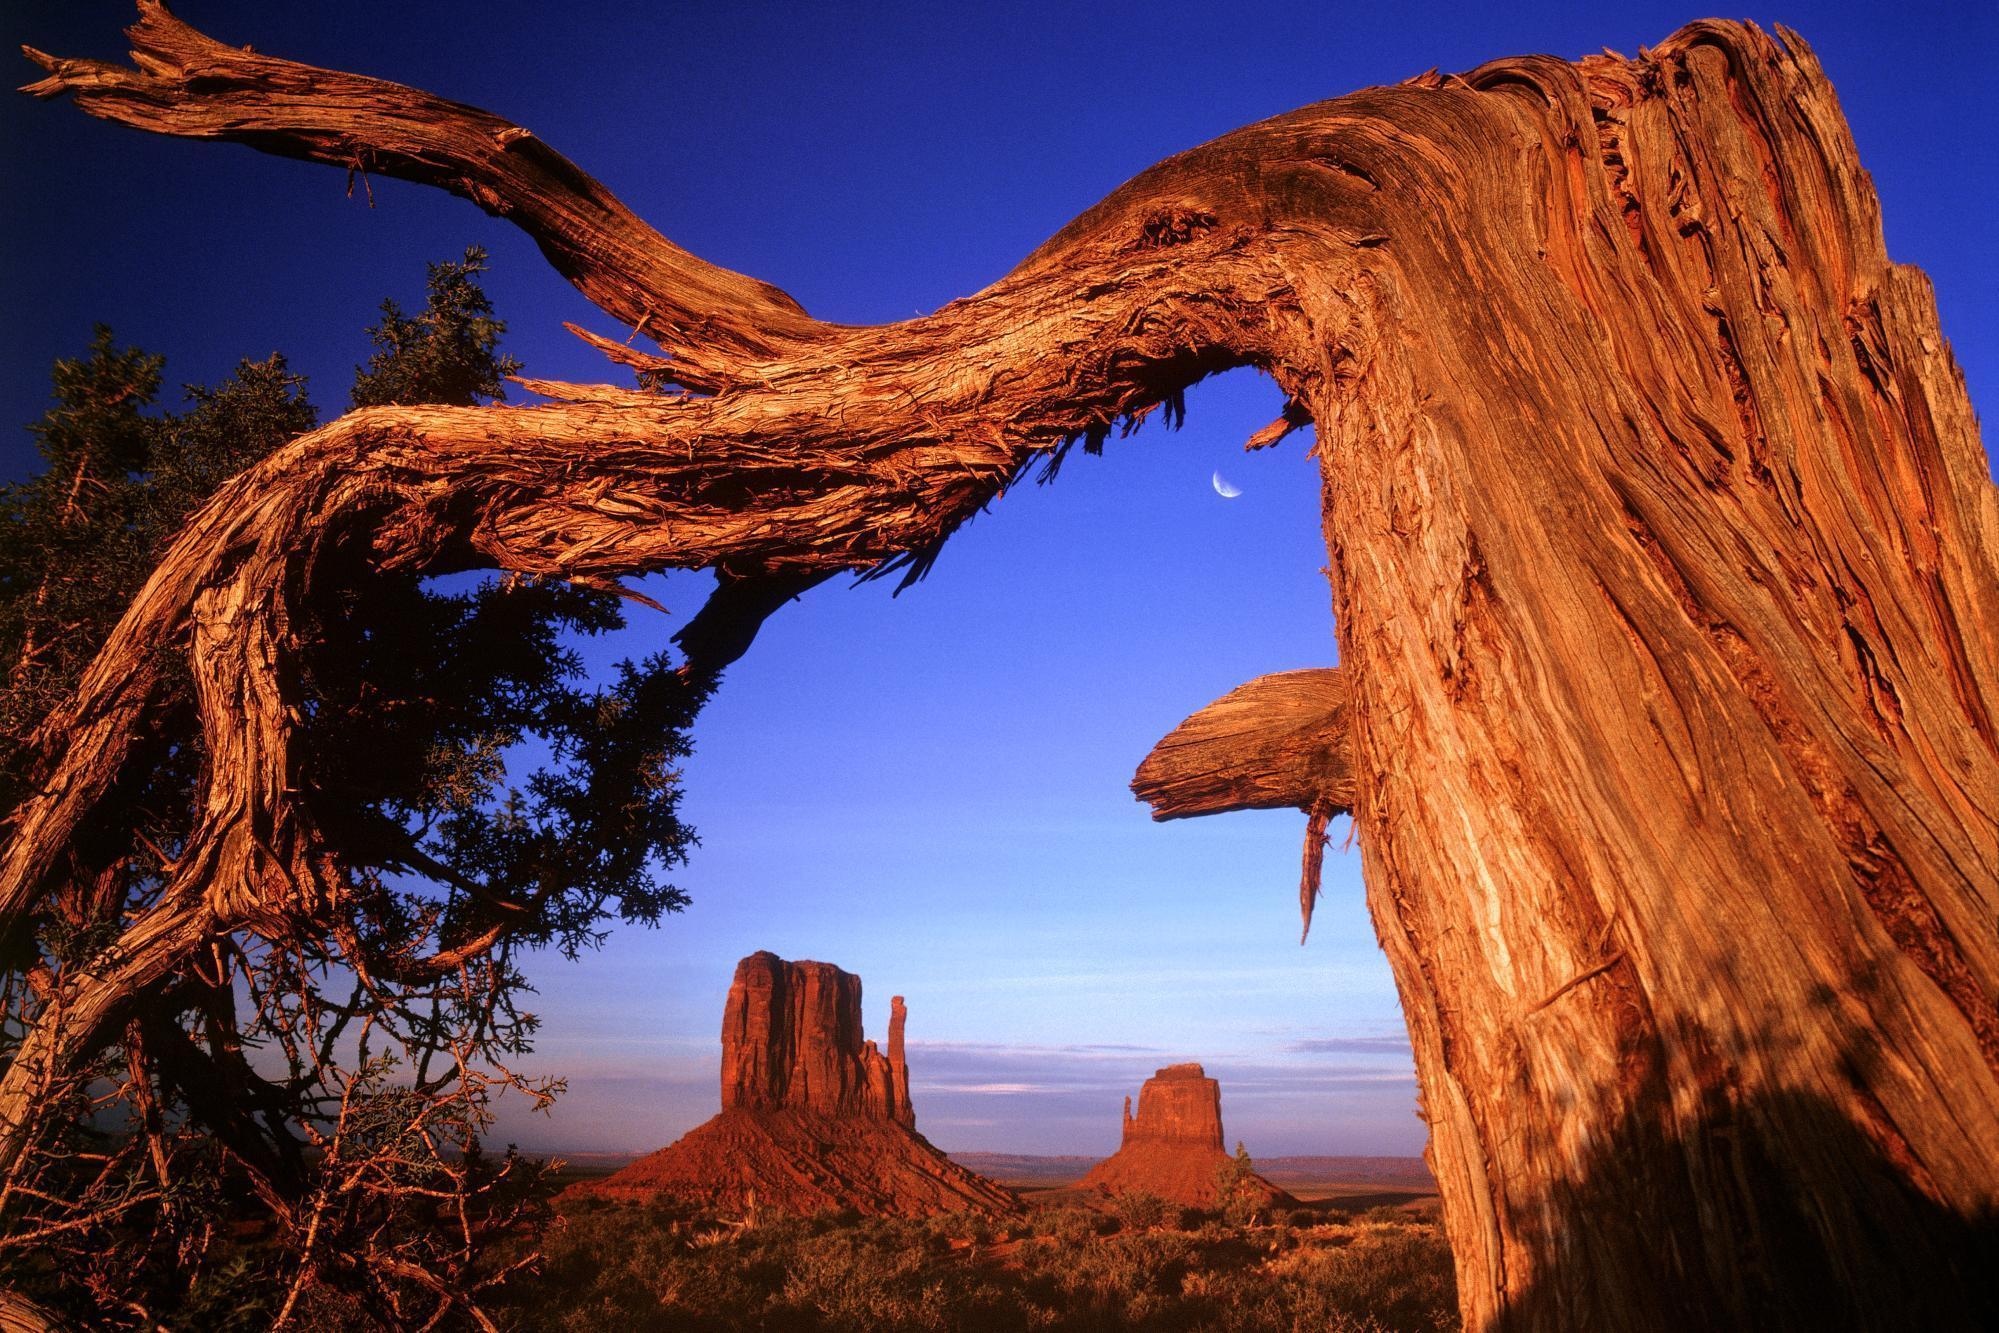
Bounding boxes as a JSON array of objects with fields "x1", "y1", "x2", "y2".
[
  {"x1": 351, "y1": 248, "x2": 521, "y2": 409},
  {"x1": 0, "y1": 248, "x2": 704, "y2": 1329},
  {"x1": 1216, "y1": 1141, "x2": 1265, "y2": 1228},
  {"x1": 0, "y1": 328, "x2": 170, "y2": 801}
]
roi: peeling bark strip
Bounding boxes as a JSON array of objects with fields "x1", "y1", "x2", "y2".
[{"x1": 11, "y1": 9, "x2": 1999, "y2": 1329}]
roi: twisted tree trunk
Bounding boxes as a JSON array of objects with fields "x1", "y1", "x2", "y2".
[{"x1": 12, "y1": 7, "x2": 1998, "y2": 1328}]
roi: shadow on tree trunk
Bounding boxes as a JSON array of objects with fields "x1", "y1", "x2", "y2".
[{"x1": 1498, "y1": 1010, "x2": 1999, "y2": 1331}]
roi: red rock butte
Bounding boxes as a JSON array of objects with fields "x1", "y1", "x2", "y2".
[
  {"x1": 1080, "y1": 1063, "x2": 1294, "y2": 1210},
  {"x1": 573, "y1": 951, "x2": 1014, "y2": 1216}
]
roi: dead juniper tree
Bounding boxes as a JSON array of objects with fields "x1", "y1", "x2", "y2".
[
  {"x1": 0, "y1": 251, "x2": 704, "y2": 1328},
  {"x1": 9, "y1": 5, "x2": 1998, "y2": 1329}
]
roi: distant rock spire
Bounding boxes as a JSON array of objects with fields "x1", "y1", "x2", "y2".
[
  {"x1": 1082, "y1": 1062, "x2": 1294, "y2": 1209},
  {"x1": 888, "y1": 995, "x2": 914, "y2": 1126},
  {"x1": 719, "y1": 949, "x2": 919, "y2": 1120},
  {"x1": 584, "y1": 951, "x2": 1015, "y2": 1217},
  {"x1": 1126, "y1": 1062, "x2": 1225, "y2": 1150}
]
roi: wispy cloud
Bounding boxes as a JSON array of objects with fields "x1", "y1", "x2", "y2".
[
  {"x1": 1224, "y1": 1071, "x2": 1418, "y2": 1097},
  {"x1": 1287, "y1": 1036, "x2": 1413, "y2": 1056},
  {"x1": 942, "y1": 967, "x2": 1340, "y2": 996},
  {"x1": 908, "y1": 1039, "x2": 1159, "y2": 1059},
  {"x1": 498, "y1": 1037, "x2": 1429, "y2": 1158},
  {"x1": 899, "y1": 1037, "x2": 1429, "y2": 1154},
  {"x1": 505, "y1": 1021, "x2": 1427, "y2": 1157}
]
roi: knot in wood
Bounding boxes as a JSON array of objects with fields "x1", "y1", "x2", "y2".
[{"x1": 1136, "y1": 208, "x2": 1219, "y2": 250}]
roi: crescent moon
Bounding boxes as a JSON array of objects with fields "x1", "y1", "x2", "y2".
[{"x1": 1212, "y1": 470, "x2": 1243, "y2": 499}]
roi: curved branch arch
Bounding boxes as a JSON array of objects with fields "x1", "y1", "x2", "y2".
[{"x1": 9, "y1": 7, "x2": 1999, "y2": 1328}]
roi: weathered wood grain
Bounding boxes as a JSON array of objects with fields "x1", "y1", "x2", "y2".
[{"x1": 1133, "y1": 669, "x2": 1353, "y2": 821}]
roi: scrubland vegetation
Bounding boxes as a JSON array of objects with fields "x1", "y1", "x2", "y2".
[{"x1": 491, "y1": 1196, "x2": 1458, "y2": 1332}]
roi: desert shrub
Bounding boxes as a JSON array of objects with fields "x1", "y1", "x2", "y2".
[
  {"x1": 1285, "y1": 1207, "x2": 1320, "y2": 1228},
  {"x1": 1216, "y1": 1143, "x2": 1268, "y2": 1228},
  {"x1": 1359, "y1": 1204, "x2": 1413, "y2": 1227},
  {"x1": 1191, "y1": 1271, "x2": 1406, "y2": 1333},
  {"x1": 924, "y1": 1209, "x2": 999, "y2": 1247},
  {"x1": 1023, "y1": 1229, "x2": 1202, "y2": 1324},
  {"x1": 1031, "y1": 1205, "x2": 1114, "y2": 1245},
  {"x1": 1112, "y1": 1190, "x2": 1173, "y2": 1231},
  {"x1": 1262, "y1": 1224, "x2": 1458, "y2": 1331},
  {"x1": 495, "y1": 1204, "x2": 1021, "y2": 1332},
  {"x1": 773, "y1": 1230, "x2": 936, "y2": 1329},
  {"x1": 491, "y1": 1197, "x2": 1457, "y2": 1332},
  {"x1": 765, "y1": 1217, "x2": 1032, "y2": 1332}
]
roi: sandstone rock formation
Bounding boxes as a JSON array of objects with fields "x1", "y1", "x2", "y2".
[
  {"x1": 575, "y1": 952, "x2": 1013, "y2": 1216},
  {"x1": 719, "y1": 950, "x2": 913, "y2": 1123},
  {"x1": 1081, "y1": 1063, "x2": 1294, "y2": 1211}
]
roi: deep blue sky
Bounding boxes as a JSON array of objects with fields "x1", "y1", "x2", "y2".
[{"x1": 4, "y1": 2, "x2": 1992, "y2": 1157}]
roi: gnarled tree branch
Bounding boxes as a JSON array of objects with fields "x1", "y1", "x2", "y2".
[
  {"x1": 20, "y1": 0, "x2": 816, "y2": 370},
  {"x1": 1, "y1": 15, "x2": 1312, "y2": 1167}
]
